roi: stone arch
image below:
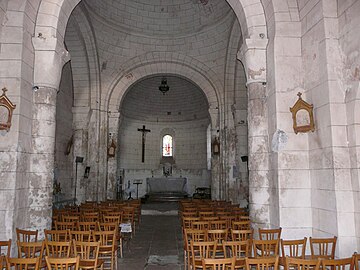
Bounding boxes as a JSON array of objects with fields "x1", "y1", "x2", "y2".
[{"x1": 105, "y1": 53, "x2": 222, "y2": 117}]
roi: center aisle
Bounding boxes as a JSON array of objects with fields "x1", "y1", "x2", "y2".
[{"x1": 118, "y1": 203, "x2": 184, "y2": 270}]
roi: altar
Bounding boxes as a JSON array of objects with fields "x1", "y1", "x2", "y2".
[{"x1": 146, "y1": 177, "x2": 188, "y2": 194}]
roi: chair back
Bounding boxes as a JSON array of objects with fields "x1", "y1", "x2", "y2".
[
  {"x1": 258, "y1": 227, "x2": 282, "y2": 240},
  {"x1": 232, "y1": 221, "x2": 251, "y2": 230},
  {"x1": 191, "y1": 221, "x2": 209, "y2": 230},
  {"x1": 354, "y1": 253, "x2": 360, "y2": 270},
  {"x1": 73, "y1": 241, "x2": 102, "y2": 269},
  {"x1": 309, "y1": 236, "x2": 337, "y2": 259},
  {"x1": 252, "y1": 239, "x2": 280, "y2": 257},
  {"x1": 223, "y1": 240, "x2": 251, "y2": 259},
  {"x1": 55, "y1": 221, "x2": 77, "y2": 231},
  {"x1": 44, "y1": 240, "x2": 72, "y2": 258},
  {"x1": 321, "y1": 257, "x2": 355, "y2": 270},
  {"x1": 209, "y1": 220, "x2": 227, "y2": 230},
  {"x1": 17, "y1": 240, "x2": 45, "y2": 259},
  {"x1": 281, "y1": 238, "x2": 307, "y2": 258},
  {"x1": 0, "y1": 240, "x2": 11, "y2": 257},
  {"x1": 207, "y1": 229, "x2": 228, "y2": 245},
  {"x1": 69, "y1": 231, "x2": 92, "y2": 242},
  {"x1": 190, "y1": 241, "x2": 217, "y2": 269},
  {"x1": 44, "y1": 230, "x2": 70, "y2": 242},
  {"x1": 245, "y1": 255, "x2": 279, "y2": 270},
  {"x1": 45, "y1": 255, "x2": 79, "y2": 270},
  {"x1": 6, "y1": 257, "x2": 40, "y2": 270},
  {"x1": 231, "y1": 229, "x2": 253, "y2": 241},
  {"x1": 202, "y1": 257, "x2": 236, "y2": 270},
  {"x1": 16, "y1": 228, "x2": 38, "y2": 242},
  {"x1": 78, "y1": 222, "x2": 98, "y2": 231},
  {"x1": 285, "y1": 257, "x2": 321, "y2": 270}
]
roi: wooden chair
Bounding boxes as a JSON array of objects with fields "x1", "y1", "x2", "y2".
[
  {"x1": 192, "y1": 221, "x2": 210, "y2": 230},
  {"x1": 209, "y1": 220, "x2": 227, "y2": 230},
  {"x1": 92, "y1": 231, "x2": 116, "y2": 270},
  {"x1": 207, "y1": 229, "x2": 228, "y2": 258},
  {"x1": 44, "y1": 240, "x2": 72, "y2": 258},
  {"x1": 245, "y1": 255, "x2": 279, "y2": 270},
  {"x1": 44, "y1": 230, "x2": 70, "y2": 242},
  {"x1": 321, "y1": 257, "x2": 355, "y2": 270},
  {"x1": 69, "y1": 231, "x2": 92, "y2": 242},
  {"x1": 252, "y1": 239, "x2": 279, "y2": 257},
  {"x1": 232, "y1": 221, "x2": 251, "y2": 230},
  {"x1": 73, "y1": 241, "x2": 104, "y2": 270},
  {"x1": 183, "y1": 229, "x2": 208, "y2": 270},
  {"x1": 45, "y1": 256, "x2": 79, "y2": 270},
  {"x1": 223, "y1": 240, "x2": 250, "y2": 269},
  {"x1": 280, "y1": 238, "x2": 307, "y2": 267},
  {"x1": 81, "y1": 213, "x2": 99, "y2": 222},
  {"x1": 190, "y1": 241, "x2": 217, "y2": 270},
  {"x1": 78, "y1": 222, "x2": 98, "y2": 231},
  {"x1": 17, "y1": 240, "x2": 44, "y2": 258},
  {"x1": 354, "y1": 252, "x2": 360, "y2": 270},
  {"x1": 199, "y1": 211, "x2": 215, "y2": 218},
  {"x1": 0, "y1": 239, "x2": 11, "y2": 257},
  {"x1": 0, "y1": 256, "x2": 3, "y2": 270},
  {"x1": 62, "y1": 216, "x2": 80, "y2": 223},
  {"x1": 98, "y1": 222, "x2": 123, "y2": 258},
  {"x1": 285, "y1": 257, "x2": 321, "y2": 270},
  {"x1": 231, "y1": 229, "x2": 253, "y2": 242},
  {"x1": 16, "y1": 228, "x2": 38, "y2": 242},
  {"x1": 202, "y1": 257, "x2": 236, "y2": 270},
  {"x1": 55, "y1": 221, "x2": 77, "y2": 231},
  {"x1": 6, "y1": 257, "x2": 40, "y2": 270},
  {"x1": 309, "y1": 236, "x2": 337, "y2": 259},
  {"x1": 258, "y1": 227, "x2": 282, "y2": 240},
  {"x1": 182, "y1": 217, "x2": 200, "y2": 229},
  {"x1": 17, "y1": 240, "x2": 46, "y2": 269}
]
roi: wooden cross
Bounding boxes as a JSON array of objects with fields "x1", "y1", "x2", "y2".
[{"x1": 137, "y1": 125, "x2": 151, "y2": 163}]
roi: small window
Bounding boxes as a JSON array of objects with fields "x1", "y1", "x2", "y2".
[{"x1": 162, "y1": 135, "x2": 173, "y2": 157}]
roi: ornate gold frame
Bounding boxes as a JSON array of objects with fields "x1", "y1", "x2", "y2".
[
  {"x1": 290, "y1": 92, "x2": 315, "y2": 134},
  {"x1": 0, "y1": 87, "x2": 16, "y2": 132}
]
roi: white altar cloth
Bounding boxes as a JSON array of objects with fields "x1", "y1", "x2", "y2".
[{"x1": 146, "y1": 177, "x2": 187, "y2": 194}]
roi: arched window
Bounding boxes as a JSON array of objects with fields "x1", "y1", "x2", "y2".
[{"x1": 162, "y1": 135, "x2": 173, "y2": 157}]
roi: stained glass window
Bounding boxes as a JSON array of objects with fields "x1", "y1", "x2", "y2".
[{"x1": 162, "y1": 135, "x2": 173, "y2": 157}]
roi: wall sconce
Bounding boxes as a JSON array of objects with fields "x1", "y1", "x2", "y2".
[
  {"x1": 108, "y1": 138, "x2": 116, "y2": 158},
  {"x1": 158, "y1": 78, "x2": 170, "y2": 95},
  {"x1": 0, "y1": 87, "x2": 16, "y2": 132},
  {"x1": 212, "y1": 136, "x2": 220, "y2": 155},
  {"x1": 84, "y1": 166, "x2": 91, "y2": 178}
]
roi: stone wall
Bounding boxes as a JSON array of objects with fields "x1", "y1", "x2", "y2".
[{"x1": 118, "y1": 117, "x2": 211, "y2": 197}]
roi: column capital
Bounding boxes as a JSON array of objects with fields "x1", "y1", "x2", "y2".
[
  {"x1": 32, "y1": 36, "x2": 71, "y2": 89},
  {"x1": 237, "y1": 38, "x2": 268, "y2": 86}
]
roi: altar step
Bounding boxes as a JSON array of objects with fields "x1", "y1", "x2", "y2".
[{"x1": 146, "y1": 192, "x2": 188, "y2": 202}]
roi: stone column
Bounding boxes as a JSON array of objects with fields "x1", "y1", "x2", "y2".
[
  {"x1": 238, "y1": 38, "x2": 270, "y2": 227},
  {"x1": 28, "y1": 36, "x2": 70, "y2": 231},
  {"x1": 106, "y1": 112, "x2": 121, "y2": 199}
]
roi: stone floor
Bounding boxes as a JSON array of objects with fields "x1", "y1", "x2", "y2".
[{"x1": 118, "y1": 202, "x2": 185, "y2": 269}]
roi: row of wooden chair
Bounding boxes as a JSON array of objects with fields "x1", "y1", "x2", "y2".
[
  {"x1": 2, "y1": 256, "x2": 80, "y2": 270},
  {"x1": 2, "y1": 235, "x2": 116, "y2": 270}
]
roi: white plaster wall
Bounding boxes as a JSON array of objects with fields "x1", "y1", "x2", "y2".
[
  {"x1": 118, "y1": 117, "x2": 211, "y2": 197},
  {"x1": 54, "y1": 62, "x2": 74, "y2": 203}
]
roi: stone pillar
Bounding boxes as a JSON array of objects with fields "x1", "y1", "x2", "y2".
[
  {"x1": 28, "y1": 87, "x2": 58, "y2": 230},
  {"x1": 29, "y1": 36, "x2": 70, "y2": 231},
  {"x1": 106, "y1": 112, "x2": 121, "y2": 199},
  {"x1": 238, "y1": 38, "x2": 270, "y2": 227}
]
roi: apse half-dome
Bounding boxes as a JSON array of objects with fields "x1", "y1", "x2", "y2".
[{"x1": 121, "y1": 75, "x2": 209, "y2": 122}]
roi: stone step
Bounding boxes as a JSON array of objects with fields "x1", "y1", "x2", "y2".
[{"x1": 146, "y1": 192, "x2": 188, "y2": 202}]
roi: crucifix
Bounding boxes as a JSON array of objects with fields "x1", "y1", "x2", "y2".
[{"x1": 137, "y1": 125, "x2": 151, "y2": 163}]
